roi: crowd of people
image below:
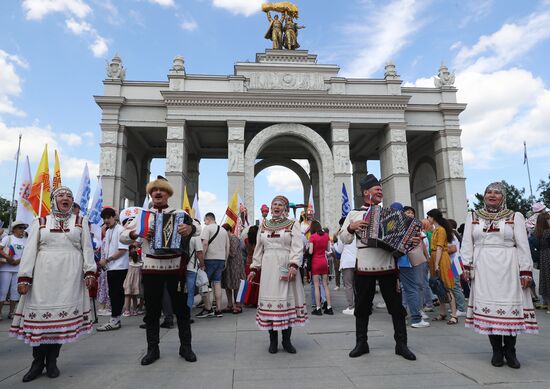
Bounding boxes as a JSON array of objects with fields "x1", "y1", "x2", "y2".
[{"x1": 0, "y1": 174, "x2": 547, "y2": 383}]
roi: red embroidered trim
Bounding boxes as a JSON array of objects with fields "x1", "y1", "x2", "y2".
[
  {"x1": 84, "y1": 271, "x2": 96, "y2": 278},
  {"x1": 520, "y1": 271, "x2": 533, "y2": 277},
  {"x1": 18, "y1": 276, "x2": 33, "y2": 284},
  {"x1": 289, "y1": 263, "x2": 299, "y2": 270}
]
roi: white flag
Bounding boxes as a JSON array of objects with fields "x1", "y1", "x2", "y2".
[
  {"x1": 75, "y1": 163, "x2": 91, "y2": 216},
  {"x1": 15, "y1": 156, "x2": 34, "y2": 226},
  {"x1": 88, "y1": 177, "x2": 103, "y2": 248},
  {"x1": 142, "y1": 194, "x2": 150, "y2": 210},
  {"x1": 192, "y1": 193, "x2": 201, "y2": 221}
]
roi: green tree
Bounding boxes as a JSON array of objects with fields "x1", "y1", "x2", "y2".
[
  {"x1": 0, "y1": 197, "x2": 11, "y2": 227},
  {"x1": 537, "y1": 175, "x2": 550, "y2": 207},
  {"x1": 472, "y1": 181, "x2": 533, "y2": 215}
]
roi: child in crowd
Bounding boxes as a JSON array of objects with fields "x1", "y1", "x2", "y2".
[{"x1": 123, "y1": 244, "x2": 143, "y2": 316}]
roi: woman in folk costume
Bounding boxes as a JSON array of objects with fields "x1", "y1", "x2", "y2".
[
  {"x1": 247, "y1": 195, "x2": 307, "y2": 354},
  {"x1": 10, "y1": 186, "x2": 97, "y2": 382},
  {"x1": 462, "y1": 182, "x2": 538, "y2": 369}
]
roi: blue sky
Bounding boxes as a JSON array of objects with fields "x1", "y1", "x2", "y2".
[{"x1": 1, "y1": 0, "x2": 549, "y2": 222}]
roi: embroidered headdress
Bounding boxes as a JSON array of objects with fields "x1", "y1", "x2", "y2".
[
  {"x1": 475, "y1": 181, "x2": 514, "y2": 221},
  {"x1": 50, "y1": 186, "x2": 74, "y2": 225},
  {"x1": 264, "y1": 195, "x2": 294, "y2": 231}
]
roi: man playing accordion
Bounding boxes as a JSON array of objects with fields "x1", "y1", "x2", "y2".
[
  {"x1": 339, "y1": 174, "x2": 416, "y2": 361},
  {"x1": 121, "y1": 176, "x2": 201, "y2": 366}
]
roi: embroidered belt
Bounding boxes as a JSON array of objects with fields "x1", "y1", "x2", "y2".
[{"x1": 145, "y1": 253, "x2": 181, "y2": 260}]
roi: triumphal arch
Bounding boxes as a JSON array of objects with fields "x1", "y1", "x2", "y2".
[{"x1": 95, "y1": 7, "x2": 467, "y2": 229}]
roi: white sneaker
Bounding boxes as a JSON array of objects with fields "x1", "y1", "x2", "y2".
[
  {"x1": 376, "y1": 302, "x2": 386, "y2": 309},
  {"x1": 334, "y1": 286, "x2": 340, "y2": 291},
  {"x1": 96, "y1": 319, "x2": 121, "y2": 331},
  {"x1": 97, "y1": 309, "x2": 112, "y2": 316},
  {"x1": 411, "y1": 320, "x2": 430, "y2": 328},
  {"x1": 420, "y1": 311, "x2": 429, "y2": 320},
  {"x1": 456, "y1": 310, "x2": 467, "y2": 317},
  {"x1": 342, "y1": 307, "x2": 355, "y2": 315}
]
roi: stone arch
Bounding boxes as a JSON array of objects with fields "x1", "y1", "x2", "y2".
[
  {"x1": 254, "y1": 158, "x2": 311, "y2": 206},
  {"x1": 244, "y1": 123, "x2": 335, "y2": 228},
  {"x1": 410, "y1": 156, "x2": 437, "y2": 217}
]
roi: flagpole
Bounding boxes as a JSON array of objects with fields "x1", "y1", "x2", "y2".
[
  {"x1": 38, "y1": 182, "x2": 44, "y2": 218},
  {"x1": 524, "y1": 141, "x2": 534, "y2": 198},
  {"x1": 9, "y1": 133, "x2": 22, "y2": 229}
]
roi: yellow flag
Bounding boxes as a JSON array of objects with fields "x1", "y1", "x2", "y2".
[
  {"x1": 224, "y1": 192, "x2": 239, "y2": 230},
  {"x1": 28, "y1": 145, "x2": 51, "y2": 217},
  {"x1": 182, "y1": 186, "x2": 192, "y2": 216},
  {"x1": 53, "y1": 150, "x2": 62, "y2": 190}
]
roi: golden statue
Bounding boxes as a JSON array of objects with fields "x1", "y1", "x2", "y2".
[{"x1": 262, "y1": 2, "x2": 304, "y2": 50}]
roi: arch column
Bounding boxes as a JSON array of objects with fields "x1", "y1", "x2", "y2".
[
  {"x1": 434, "y1": 128, "x2": 467, "y2": 222},
  {"x1": 332, "y1": 122, "x2": 352, "y2": 219},
  {"x1": 352, "y1": 161, "x2": 368, "y2": 208},
  {"x1": 187, "y1": 158, "x2": 200, "y2": 202},
  {"x1": 227, "y1": 120, "x2": 246, "y2": 202},
  {"x1": 165, "y1": 120, "x2": 188, "y2": 208},
  {"x1": 100, "y1": 124, "x2": 126, "y2": 209},
  {"x1": 379, "y1": 122, "x2": 411, "y2": 206}
]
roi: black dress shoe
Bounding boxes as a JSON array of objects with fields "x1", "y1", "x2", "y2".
[
  {"x1": 139, "y1": 323, "x2": 147, "y2": 329},
  {"x1": 179, "y1": 345, "x2": 197, "y2": 362},
  {"x1": 160, "y1": 321, "x2": 174, "y2": 329},
  {"x1": 349, "y1": 342, "x2": 369, "y2": 358},
  {"x1": 395, "y1": 344, "x2": 416, "y2": 360},
  {"x1": 141, "y1": 347, "x2": 160, "y2": 365},
  {"x1": 311, "y1": 308, "x2": 322, "y2": 316},
  {"x1": 323, "y1": 307, "x2": 334, "y2": 315}
]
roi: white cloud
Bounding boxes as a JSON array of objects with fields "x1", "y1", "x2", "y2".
[
  {"x1": 22, "y1": 0, "x2": 92, "y2": 20},
  {"x1": 265, "y1": 166, "x2": 303, "y2": 192},
  {"x1": 62, "y1": 156, "x2": 99, "y2": 179},
  {"x1": 181, "y1": 18, "x2": 198, "y2": 31},
  {"x1": 453, "y1": 9, "x2": 550, "y2": 73},
  {"x1": 148, "y1": 0, "x2": 175, "y2": 7},
  {"x1": 60, "y1": 132, "x2": 83, "y2": 146},
  {"x1": 65, "y1": 18, "x2": 109, "y2": 57},
  {"x1": 343, "y1": 0, "x2": 427, "y2": 77},
  {"x1": 198, "y1": 190, "x2": 227, "y2": 222},
  {"x1": 211, "y1": 0, "x2": 263, "y2": 17},
  {"x1": 458, "y1": 0, "x2": 493, "y2": 28},
  {"x1": 0, "y1": 50, "x2": 28, "y2": 117},
  {"x1": 90, "y1": 36, "x2": 109, "y2": 57}
]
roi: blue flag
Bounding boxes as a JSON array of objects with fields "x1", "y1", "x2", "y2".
[{"x1": 341, "y1": 183, "x2": 351, "y2": 218}]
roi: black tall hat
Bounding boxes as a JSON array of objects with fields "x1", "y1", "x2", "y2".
[{"x1": 360, "y1": 174, "x2": 381, "y2": 192}]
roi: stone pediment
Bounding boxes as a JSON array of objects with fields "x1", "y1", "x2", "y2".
[{"x1": 235, "y1": 49, "x2": 339, "y2": 91}]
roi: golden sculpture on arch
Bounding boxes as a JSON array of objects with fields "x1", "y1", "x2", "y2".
[{"x1": 262, "y1": 2, "x2": 304, "y2": 50}]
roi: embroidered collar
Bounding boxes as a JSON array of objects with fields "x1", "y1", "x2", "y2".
[
  {"x1": 263, "y1": 218, "x2": 294, "y2": 232},
  {"x1": 475, "y1": 208, "x2": 514, "y2": 222},
  {"x1": 153, "y1": 204, "x2": 169, "y2": 211}
]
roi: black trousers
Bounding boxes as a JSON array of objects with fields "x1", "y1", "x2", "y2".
[
  {"x1": 107, "y1": 269, "x2": 128, "y2": 318},
  {"x1": 354, "y1": 272, "x2": 407, "y2": 320},
  {"x1": 143, "y1": 274, "x2": 191, "y2": 347}
]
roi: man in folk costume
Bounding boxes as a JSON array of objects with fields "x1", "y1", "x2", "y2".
[
  {"x1": 121, "y1": 176, "x2": 201, "y2": 365},
  {"x1": 339, "y1": 174, "x2": 416, "y2": 361}
]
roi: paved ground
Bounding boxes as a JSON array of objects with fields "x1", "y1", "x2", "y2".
[{"x1": 1, "y1": 286, "x2": 549, "y2": 389}]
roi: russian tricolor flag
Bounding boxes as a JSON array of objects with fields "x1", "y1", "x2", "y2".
[
  {"x1": 451, "y1": 255, "x2": 464, "y2": 278},
  {"x1": 236, "y1": 279, "x2": 251, "y2": 304},
  {"x1": 8, "y1": 245, "x2": 15, "y2": 257},
  {"x1": 136, "y1": 210, "x2": 154, "y2": 238}
]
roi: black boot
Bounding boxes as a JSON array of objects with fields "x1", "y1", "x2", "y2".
[
  {"x1": 503, "y1": 336, "x2": 521, "y2": 369},
  {"x1": 393, "y1": 315, "x2": 416, "y2": 361},
  {"x1": 45, "y1": 344, "x2": 61, "y2": 378},
  {"x1": 22, "y1": 346, "x2": 46, "y2": 382},
  {"x1": 177, "y1": 318, "x2": 197, "y2": 362},
  {"x1": 141, "y1": 323, "x2": 160, "y2": 366},
  {"x1": 281, "y1": 328, "x2": 296, "y2": 354},
  {"x1": 268, "y1": 330, "x2": 278, "y2": 354},
  {"x1": 349, "y1": 316, "x2": 370, "y2": 358},
  {"x1": 488, "y1": 335, "x2": 504, "y2": 367}
]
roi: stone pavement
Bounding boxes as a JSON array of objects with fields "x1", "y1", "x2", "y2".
[{"x1": 1, "y1": 288, "x2": 549, "y2": 389}]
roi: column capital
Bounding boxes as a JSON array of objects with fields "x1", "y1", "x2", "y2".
[
  {"x1": 330, "y1": 121, "x2": 350, "y2": 130},
  {"x1": 227, "y1": 120, "x2": 246, "y2": 130},
  {"x1": 166, "y1": 118, "x2": 187, "y2": 128}
]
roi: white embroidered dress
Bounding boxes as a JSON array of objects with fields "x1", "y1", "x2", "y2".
[
  {"x1": 461, "y1": 212, "x2": 538, "y2": 335},
  {"x1": 251, "y1": 219, "x2": 308, "y2": 330},
  {"x1": 9, "y1": 215, "x2": 97, "y2": 346}
]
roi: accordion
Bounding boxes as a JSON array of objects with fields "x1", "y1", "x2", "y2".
[
  {"x1": 358, "y1": 205, "x2": 422, "y2": 255},
  {"x1": 152, "y1": 212, "x2": 193, "y2": 253}
]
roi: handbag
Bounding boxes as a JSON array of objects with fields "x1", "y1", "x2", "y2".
[
  {"x1": 407, "y1": 244, "x2": 428, "y2": 267},
  {"x1": 429, "y1": 275, "x2": 451, "y2": 303}
]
